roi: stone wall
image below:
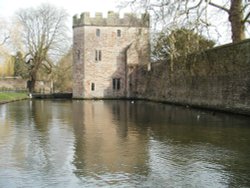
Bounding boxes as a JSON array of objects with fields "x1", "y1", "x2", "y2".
[
  {"x1": 73, "y1": 11, "x2": 149, "y2": 28},
  {"x1": 72, "y1": 12, "x2": 150, "y2": 99},
  {"x1": 0, "y1": 77, "x2": 52, "y2": 93},
  {"x1": 0, "y1": 77, "x2": 26, "y2": 91},
  {"x1": 131, "y1": 39, "x2": 250, "y2": 115}
]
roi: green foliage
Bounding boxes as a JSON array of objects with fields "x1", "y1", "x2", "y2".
[
  {"x1": 0, "y1": 54, "x2": 15, "y2": 77},
  {"x1": 13, "y1": 51, "x2": 29, "y2": 78},
  {"x1": 152, "y1": 28, "x2": 215, "y2": 61},
  {"x1": 53, "y1": 49, "x2": 72, "y2": 92}
]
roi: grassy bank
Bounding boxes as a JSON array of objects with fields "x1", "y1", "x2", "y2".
[{"x1": 0, "y1": 92, "x2": 28, "y2": 104}]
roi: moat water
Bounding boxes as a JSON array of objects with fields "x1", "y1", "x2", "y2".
[{"x1": 0, "y1": 100, "x2": 250, "y2": 187}]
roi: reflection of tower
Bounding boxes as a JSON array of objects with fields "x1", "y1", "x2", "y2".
[
  {"x1": 72, "y1": 11, "x2": 150, "y2": 99},
  {"x1": 72, "y1": 100, "x2": 86, "y2": 175},
  {"x1": 72, "y1": 100, "x2": 149, "y2": 177}
]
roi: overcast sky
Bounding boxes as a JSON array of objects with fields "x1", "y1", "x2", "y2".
[
  {"x1": 0, "y1": 0, "x2": 125, "y2": 20},
  {"x1": 1, "y1": 0, "x2": 247, "y2": 45}
]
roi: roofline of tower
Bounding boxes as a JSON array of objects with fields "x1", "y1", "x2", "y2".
[
  {"x1": 72, "y1": 11, "x2": 150, "y2": 28},
  {"x1": 72, "y1": 24, "x2": 149, "y2": 29}
]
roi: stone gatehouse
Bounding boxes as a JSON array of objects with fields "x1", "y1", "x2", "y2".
[{"x1": 72, "y1": 11, "x2": 150, "y2": 99}]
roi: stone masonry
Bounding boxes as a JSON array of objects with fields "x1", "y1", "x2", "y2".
[
  {"x1": 72, "y1": 11, "x2": 150, "y2": 99},
  {"x1": 131, "y1": 39, "x2": 250, "y2": 115}
]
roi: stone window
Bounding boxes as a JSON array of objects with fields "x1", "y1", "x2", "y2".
[
  {"x1": 117, "y1": 29, "x2": 121, "y2": 37},
  {"x1": 112, "y1": 78, "x2": 121, "y2": 90},
  {"x1": 96, "y1": 29, "x2": 100, "y2": 37},
  {"x1": 138, "y1": 28, "x2": 142, "y2": 35},
  {"x1": 95, "y1": 50, "x2": 102, "y2": 61},
  {"x1": 77, "y1": 50, "x2": 80, "y2": 60},
  {"x1": 91, "y1": 83, "x2": 95, "y2": 91}
]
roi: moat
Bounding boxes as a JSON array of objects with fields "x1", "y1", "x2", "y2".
[{"x1": 1, "y1": 100, "x2": 250, "y2": 187}]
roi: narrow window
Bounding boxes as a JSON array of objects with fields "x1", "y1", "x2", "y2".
[
  {"x1": 117, "y1": 29, "x2": 121, "y2": 37},
  {"x1": 76, "y1": 50, "x2": 81, "y2": 61},
  {"x1": 112, "y1": 78, "x2": 121, "y2": 90},
  {"x1": 117, "y1": 78, "x2": 120, "y2": 90},
  {"x1": 95, "y1": 50, "x2": 98, "y2": 61},
  {"x1": 112, "y1": 79, "x2": 116, "y2": 90},
  {"x1": 91, "y1": 83, "x2": 95, "y2": 91},
  {"x1": 96, "y1": 29, "x2": 100, "y2": 37},
  {"x1": 98, "y1": 50, "x2": 102, "y2": 61},
  {"x1": 138, "y1": 28, "x2": 142, "y2": 35},
  {"x1": 95, "y1": 50, "x2": 102, "y2": 62}
]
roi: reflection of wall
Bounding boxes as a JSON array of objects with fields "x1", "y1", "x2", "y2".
[
  {"x1": 72, "y1": 100, "x2": 149, "y2": 176},
  {"x1": 124, "y1": 101, "x2": 250, "y2": 151}
]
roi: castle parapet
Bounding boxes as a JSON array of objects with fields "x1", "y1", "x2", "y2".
[{"x1": 73, "y1": 11, "x2": 150, "y2": 28}]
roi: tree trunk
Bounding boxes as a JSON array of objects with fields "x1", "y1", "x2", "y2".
[
  {"x1": 27, "y1": 74, "x2": 36, "y2": 93},
  {"x1": 229, "y1": 0, "x2": 245, "y2": 43},
  {"x1": 30, "y1": 77, "x2": 36, "y2": 93},
  {"x1": 28, "y1": 66, "x2": 38, "y2": 93}
]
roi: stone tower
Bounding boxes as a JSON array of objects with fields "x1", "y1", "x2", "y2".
[{"x1": 72, "y1": 11, "x2": 150, "y2": 99}]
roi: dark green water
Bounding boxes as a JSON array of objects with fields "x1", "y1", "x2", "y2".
[{"x1": 0, "y1": 100, "x2": 250, "y2": 188}]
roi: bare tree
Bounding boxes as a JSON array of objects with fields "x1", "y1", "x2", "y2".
[
  {"x1": 206, "y1": 0, "x2": 250, "y2": 42},
  {"x1": 121, "y1": 0, "x2": 250, "y2": 43},
  {"x1": 0, "y1": 18, "x2": 10, "y2": 46},
  {"x1": 15, "y1": 3, "x2": 69, "y2": 93},
  {"x1": 0, "y1": 36, "x2": 9, "y2": 46}
]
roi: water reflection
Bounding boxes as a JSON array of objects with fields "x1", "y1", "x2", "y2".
[
  {"x1": 72, "y1": 100, "x2": 150, "y2": 183},
  {"x1": 0, "y1": 100, "x2": 77, "y2": 187},
  {"x1": 0, "y1": 100, "x2": 250, "y2": 187}
]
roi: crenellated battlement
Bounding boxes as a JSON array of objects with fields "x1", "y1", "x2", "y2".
[{"x1": 73, "y1": 11, "x2": 149, "y2": 28}]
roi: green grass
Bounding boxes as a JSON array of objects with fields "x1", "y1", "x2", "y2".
[{"x1": 0, "y1": 92, "x2": 28, "y2": 103}]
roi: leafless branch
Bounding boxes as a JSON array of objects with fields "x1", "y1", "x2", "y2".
[
  {"x1": 243, "y1": 11, "x2": 250, "y2": 23},
  {"x1": 206, "y1": 0, "x2": 229, "y2": 13},
  {"x1": 42, "y1": 59, "x2": 53, "y2": 74},
  {"x1": 0, "y1": 36, "x2": 9, "y2": 46},
  {"x1": 186, "y1": 0, "x2": 203, "y2": 15},
  {"x1": 241, "y1": 2, "x2": 250, "y2": 12},
  {"x1": 150, "y1": 2, "x2": 170, "y2": 8}
]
